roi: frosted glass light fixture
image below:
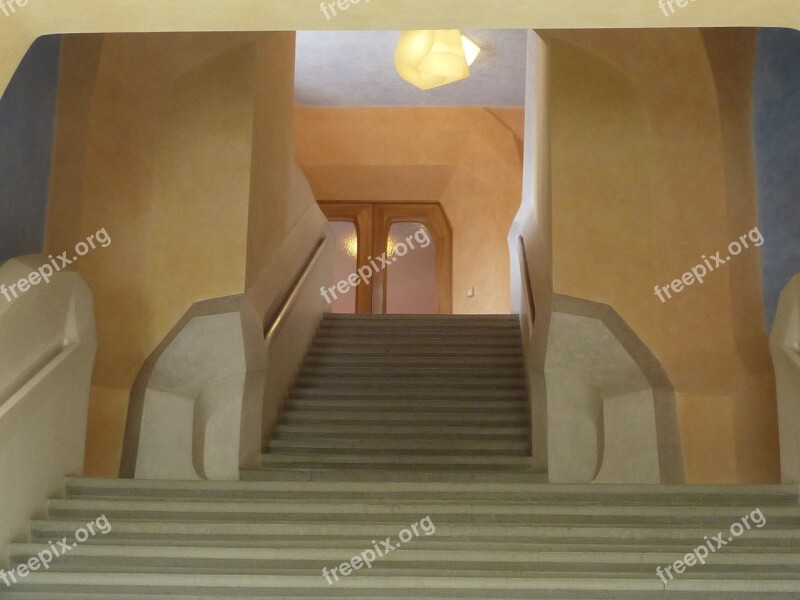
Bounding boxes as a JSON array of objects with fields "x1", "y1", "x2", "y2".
[
  {"x1": 395, "y1": 30, "x2": 480, "y2": 91},
  {"x1": 461, "y1": 35, "x2": 481, "y2": 67}
]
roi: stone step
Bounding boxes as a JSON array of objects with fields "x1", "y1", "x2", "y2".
[
  {"x1": 259, "y1": 454, "x2": 534, "y2": 469},
  {"x1": 323, "y1": 314, "x2": 518, "y2": 323},
  {"x1": 5, "y1": 572, "x2": 800, "y2": 597},
  {"x1": 240, "y1": 468, "x2": 546, "y2": 483},
  {"x1": 265, "y1": 438, "x2": 531, "y2": 455},
  {"x1": 293, "y1": 377, "x2": 527, "y2": 390},
  {"x1": 273, "y1": 424, "x2": 531, "y2": 439},
  {"x1": 10, "y1": 543, "x2": 800, "y2": 576},
  {"x1": 306, "y1": 347, "x2": 523, "y2": 357},
  {"x1": 45, "y1": 498, "x2": 800, "y2": 527},
  {"x1": 318, "y1": 326, "x2": 520, "y2": 335},
  {"x1": 29, "y1": 518, "x2": 800, "y2": 551},
  {"x1": 283, "y1": 398, "x2": 528, "y2": 412},
  {"x1": 299, "y1": 366, "x2": 525, "y2": 377},
  {"x1": 62, "y1": 479, "x2": 799, "y2": 506},
  {"x1": 302, "y1": 356, "x2": 524, "y2": 367},
  {"x1": 279, "y1": 411, "x2": 530, "y2": 426},
  {"x1": 290, "y1": 388, "x2": 528, "y2": 399},
  {"x1": 311, "y1": 338, "x2": 521, "y2": 349}
]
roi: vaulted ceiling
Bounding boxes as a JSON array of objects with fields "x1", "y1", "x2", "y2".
[{"x1": 295, "y1": 29, "x2": 527, "y2": 107}]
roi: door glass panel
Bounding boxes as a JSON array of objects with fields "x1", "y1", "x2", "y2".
[
  {"x1": 329, "y1": 220, "x2": 358, "y2": 314},
  {"x1": 385, "y1": 222, "x2": 437, "y2": 314}
]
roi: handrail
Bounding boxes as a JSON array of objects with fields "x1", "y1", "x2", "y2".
[
  {"x1": 263, "y1": 236, "x2": 328, "y2": 342},
  {"x1": 0, "y1": 340, "x2": 68, "y2": 407},
  {"x1": 518, "y1": 235, "x2": 536, "y2": 325}
]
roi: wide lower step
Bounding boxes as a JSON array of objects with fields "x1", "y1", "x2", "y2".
[
  {"x1": 9, "y1": 544, "x2": 800, "y2": 577},
  {"x1": 4, "y1": 572, "x2": 800, "y2": 597},
  {"x1": 62, "y1": 479, "x2": 800, "y2": 507},
  {"x1": 45, "y1": 499, "x2": 800, "y2": 527},
  {"x1": 26, "y1": 520, "x2": 800, "y2": 553}
]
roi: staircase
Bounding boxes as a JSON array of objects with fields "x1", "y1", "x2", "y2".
[
  {"x1": 3, "y1": 314, "x2": 800, "y2": 598},
  {"x1": 252, "y1": 313, "x2": 534, "y2": 479}
]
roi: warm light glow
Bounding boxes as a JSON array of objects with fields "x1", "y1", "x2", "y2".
[
  {"x1": 395, "y1": 30, "x2": 471, "y2": 91},
  {"x1": 344, "y1": 233, "x2": 358, "y2": 258},
  {"x1": 461, "y1": 35, "x2": 481, "y2": 67}
]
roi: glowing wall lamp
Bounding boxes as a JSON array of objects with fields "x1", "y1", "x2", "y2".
[{"x1": 395, "y1": 30, "x2": 481, "y2": 90}]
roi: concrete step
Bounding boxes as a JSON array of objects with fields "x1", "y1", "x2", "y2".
[
  {"x1": 290, "y1": 388, "x2": 528, "y2": 399},
  {"x1": 294, "y1": 377, "x2": 527, "y2": 390},
  {"x1": 279, "y1": 411, "x2": 530, "y2": 426},
  {"x1": 311, "y1": 338, "x2": 522, "y2": 349},
  {"x1": 62, "y1": 479, "x2": 800, "y2": 507},
  {"x1": 299, "y1": 366, "x2": 525, "y2": 377},
  {"x1": 273, "y1": 424, "x2": 532, "y2": 439},
  {"x1": 5, "y1": 572, "x2": 800, "y2": 597},
  {"x1": 284, "y1": 398, "x2": 528, "y2": 412},
  {"x1": 323, "y1": 314, "x2": 518, "y2": 323},
  {"x1": 265, "y1": 438, "x2": 531, "y2": 455},
  {"x1": 315, "y1": 329, "x2": 522, "y2": 340},
  {"x1": 45, "y1": 498, "x2": 800, "y2": 527},
  {"x1": 306, "y1": 347, "x2": 523, "y2": 357},
  {"x1": 240, "y1": 467, "x2": 547, "y2": 483},
  {"x1": 303, "y1": 356, "x2": 524, "y2": 367},
  {"x1": 10, "y1": 543, "x2": 800, "y2": 576},
  {"x1": 29, "y1": 518, "x2": 800, "y2": 551},
  {"x1": 259, "y1": 454, "x2": 534, "y2": 469},
  {"x1": 318, "y1": 325, "x2": 520, "y2": 334}
]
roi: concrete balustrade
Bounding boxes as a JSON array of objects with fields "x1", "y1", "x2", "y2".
[
  {"x1": 0, "y1": 255, "x2": 96, "y2": 567},
  {"x1": 544, "y1": 294, "x2": 685, "y2": 484},
  {"x1": 771, "y1": 275, "x2": 800, "y2": 485}
]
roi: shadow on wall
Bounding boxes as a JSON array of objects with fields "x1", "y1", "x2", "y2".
[
  {"x1": 0, "y1": 36, "x2": 61, "y2": 263},
  {"x1": 754, "y1": 28, "x2": 800, "y2": 330}
]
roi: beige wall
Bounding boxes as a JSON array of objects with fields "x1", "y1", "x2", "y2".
[
  {"x1": 545, "y1": 28, "x2": 779, "y2": 483},
  {"x1": 294, "y1": 107, "x2": 524, "y2": 315},
  {"x1": 1, "y1": 0, "x2": 797, "y2": 101},
  {"x1": 45, "y1": 32, "x2": 300, "y2": 477}
]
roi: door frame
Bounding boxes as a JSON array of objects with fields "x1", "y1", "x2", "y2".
[
  {"x1": 318, "y1": 202, "x2": 373, "y2": 313},
  {"x1": 318, "y1": 201, "x2": 453, "y2": 314}
]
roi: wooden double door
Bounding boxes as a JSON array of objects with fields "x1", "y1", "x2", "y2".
[{"x1": 319, "y1": 202, "x2": 452, "y2": 315}]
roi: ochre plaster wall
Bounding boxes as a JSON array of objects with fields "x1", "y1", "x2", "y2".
[
  {"x1": 45, "y1": 32, "x2": 297, "y2": 477},
  {"x1": 294, "y1": 106, "x2": 524, "y2": 315},
  {"x1": 546, "y1": 28, "x2": 779, "y2": 483}
]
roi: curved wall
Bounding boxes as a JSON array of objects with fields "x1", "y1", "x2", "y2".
[
  {"x1": 754, "y1": 28, "x2": 800, "y2": 330},
  {"x1": 0, "y1": 35, "x2": 60, "y2": 263},
  {"x1": 546, "y1": 28, "x2": 779, "y2": 483}
]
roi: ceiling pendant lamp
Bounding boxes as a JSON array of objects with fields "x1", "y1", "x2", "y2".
[{"x1": 395, "y1": 30, "x2": 479, "y2": 91}]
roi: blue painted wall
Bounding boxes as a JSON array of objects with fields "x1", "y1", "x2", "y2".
[
  {"x1": 753, "y1": 28, "x2": 800, "y2": 330},
  {"x1": 0, "y1": 35, "x2": 61, "y2": 263}
]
